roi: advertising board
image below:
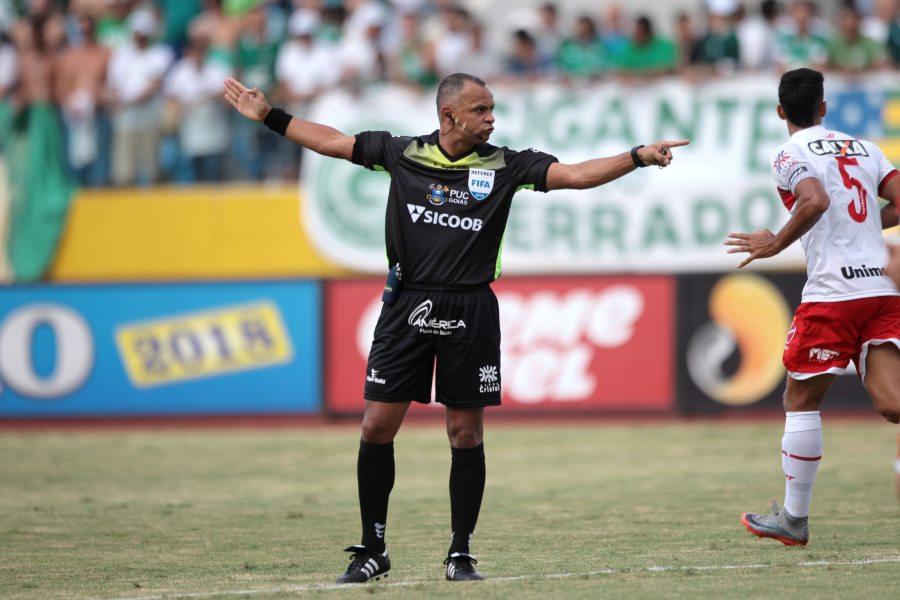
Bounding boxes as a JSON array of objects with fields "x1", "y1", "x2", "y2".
[
  {"x1": 325, "y1": 277, "x2": 675, "y2": 414},
  {"x1": 0, "y1": 282, "x2": 321, "y2": 417},
  {"x1": 676, "y1": 273, "x2": 871, "y2": 413}
]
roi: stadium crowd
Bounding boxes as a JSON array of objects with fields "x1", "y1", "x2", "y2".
[{"x1": 1, "y1": 0, "x2": 898, "y2": 184}]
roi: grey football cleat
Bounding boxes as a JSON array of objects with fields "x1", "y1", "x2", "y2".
[
  {"x1": 444, "y1": 552, "x2": 484, "y2": 581},
  {"x1": 336, "y1": 545, "x2": 390, "y2": 584},
  {"x1": 741, "y1": 500, "x2": 809, "y2": 546}
]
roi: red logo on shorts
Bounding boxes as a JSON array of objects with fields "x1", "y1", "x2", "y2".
[
  {"x1": 808, "y1": 348, "x2": 840, "y2": 363},
  {"x1": 785, "y1": 322, "x2": 797, "y2": 348}
]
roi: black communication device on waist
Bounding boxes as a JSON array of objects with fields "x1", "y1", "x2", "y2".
[{"x1": 382, "y1": 263, "x2": 402, "y2": 304}]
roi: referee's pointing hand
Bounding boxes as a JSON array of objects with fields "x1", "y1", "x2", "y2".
[
  {"x1": 223, "y1": 77, "x2": 272, "y2": 123},
  {"x1": 638, "y1": 140, "x2": 690, "y2": 167}
]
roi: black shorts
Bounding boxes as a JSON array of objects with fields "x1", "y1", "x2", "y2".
[{"x1": 364, "y1": 286, "x2": 501, "y2": 408}]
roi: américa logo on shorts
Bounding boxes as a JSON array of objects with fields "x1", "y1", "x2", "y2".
[
  {"x1": 407, "y1": 204, "x2": 483, "y2": 231},
  {"x1": 407, "y1": 299, "x2": 466, "y2": 335}
]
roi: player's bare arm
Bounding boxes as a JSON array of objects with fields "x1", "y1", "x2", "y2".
[
  {"x1": 887, "y1": 243, "x2": 900, "y2": 289},
  {"x1": 725, "y1": 177, "x2": 830, "y2": 268},
  {"x1": 882, "y1": 204, "x2": 899, "y2": 229},
  {"x1": 884, "y1": 174, "x2": 900, "y2": 287},
  {"x1": 879, "y1": 173, "x2": 900, "y2": 229},
  {"x1": 545, "y1": 140, "x2": 690, "y2": 191},
  {"x1": 223, "y1": 77, "x2": 355, "y2": 160}
]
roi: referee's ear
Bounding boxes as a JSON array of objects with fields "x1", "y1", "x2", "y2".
[{"x1": 440, "y1": 109, "x2": 455, "y2": 133}]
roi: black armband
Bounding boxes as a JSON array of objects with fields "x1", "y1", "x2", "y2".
[
  {"x1": 630, "y1": 145, "x2": 648, "y2": 168},
  {"x1": 263, "y1": 107, "x2": 293, "y2": 136}
]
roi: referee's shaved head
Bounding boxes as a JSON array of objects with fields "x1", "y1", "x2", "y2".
[{"x1": 436, "y1": 73, "x2": 486, "y2": 110}]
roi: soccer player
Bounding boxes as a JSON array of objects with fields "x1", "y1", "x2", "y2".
[
  {"x1": 223, "y1": 73, "x2": 687, "y2": 582},
  {"x1": 726, "y1": 68, "x2": 900, "y2": 545}
]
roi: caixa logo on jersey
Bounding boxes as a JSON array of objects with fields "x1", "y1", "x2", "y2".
[
  {"x1": 807, "y1": 139, "x2": 869, "y2": 157},
  {"x1": 468, "y1": 169, "x2": 494, "y2": 201},
  {"x1": 407, "y1": 299, "x2": 466, "y2": 335}
]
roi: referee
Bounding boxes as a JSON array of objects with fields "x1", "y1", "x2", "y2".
[{"x1": 224, "y1": 73, "x2": 687, "y2": 583}]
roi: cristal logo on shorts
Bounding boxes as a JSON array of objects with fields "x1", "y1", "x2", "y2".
[
  {"x1": 408, "y1": 299, "x2": 466, "y2": 334},
  {"x1": 478, "y1": 364, "x2": 500, "y2": 393},
  {"x1": 479, "y1": 365, "x2": 498, "y2": 383}
]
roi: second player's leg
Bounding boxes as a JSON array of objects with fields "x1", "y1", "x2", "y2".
[
  {"x1": 780, "y1": 374, "x2": 833, "y2": 519},
  {"x1": 782, "y1": 373, "x2": 833, "y2": 412},
  {"x1": 743, "y1": 374, "x2": 834, "y2": 546},
  {"x1": 862, "y1": 343, "x2": 900, "y2": 423},
  {"x1": 861, "y1": 343, "x2": 900, "y2": 502},
  {"x1": 896, "y1": 430, "x2": 900, "y2": 503}
]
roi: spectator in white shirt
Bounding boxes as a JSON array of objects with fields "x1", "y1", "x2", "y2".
[
  {"x1": 534, "y1": 3, "x2": 562, "y2": 65},
  {"x1": 164, "y1": 31, "x2": 231, "y2": 182},
  {"x1": 340, "y1": 2, "x2": 386, "y2": 86},
  {"x1": 343, "y1": 0, "x2": 386, "y2": 42},
  {"x1": 275, "y1": 10, "x2": 336, "y2": 113},
  {"x1": 273, "y1": 9, "x2": 335, "y2": 178},
  {"x1": 737, "y1": 0, "x2": 782, "y2": 70},
  {"x1": 431, "y1": 5, "x2": 475, "y2": 77},
  {"x1": 106, "y1": 10, "x2": 173, "y2": 186},
  {"x1": 862, "y1": 0, "x2": 897, "y2": 43}
]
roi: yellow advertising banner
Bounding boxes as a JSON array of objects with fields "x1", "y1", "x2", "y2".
[
  {"x1": 49, "y1": 186, "x2": 348, "y2": 281},
  {"x1": 116, "y1": 301, "x2": 293, "y2": 388}
]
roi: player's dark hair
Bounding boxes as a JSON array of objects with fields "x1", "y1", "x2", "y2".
[
  {"x1": 778, "y1": 68, "x2": 824, "y2": 127},
  {"x1": 436, "y1": 73, "x2": 486, "y2": 109}
]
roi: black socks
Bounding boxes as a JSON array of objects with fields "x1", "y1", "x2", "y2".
[
  {"x1": 357, "y1": 440, "x2": 394, "y2": 554},
  {"x1": 356, "y1": 440, "x2": 486, "y2": 556},
  {"x1": 448, "y1": 443, "x2": 486, "y2": 555}
]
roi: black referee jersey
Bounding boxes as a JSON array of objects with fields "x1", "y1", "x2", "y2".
[{"x1": 351, "y1": 130, "x2": 558, "y2": 287}]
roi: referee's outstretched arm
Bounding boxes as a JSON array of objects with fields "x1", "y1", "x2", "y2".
[
  {"x1": 223, "y1": 77, "x2": 356, "y2": 160},
  {"x1": 545, "y1": 139, "x2": 690, "y2": 191}
]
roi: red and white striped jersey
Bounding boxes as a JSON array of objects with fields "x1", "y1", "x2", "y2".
[{"x1": 771, "y1": 124, "x2": 899, "y2": 302}]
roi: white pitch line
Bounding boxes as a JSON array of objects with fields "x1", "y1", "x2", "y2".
[{"x1": 107, "y1": 557, "x2": 900, "y2": 600}]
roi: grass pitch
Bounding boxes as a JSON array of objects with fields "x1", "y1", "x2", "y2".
[{"x1": 1, "y1": 419, "x2": 898, "y2": 599}]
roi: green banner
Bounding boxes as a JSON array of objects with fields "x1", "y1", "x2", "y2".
[{"x1": 300, "y1": 75, "x2": 899, "y2": 274}]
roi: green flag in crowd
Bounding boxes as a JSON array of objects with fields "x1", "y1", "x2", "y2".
[{"x1": 4, "y1": 103, "x2": 75, "y2": 282}]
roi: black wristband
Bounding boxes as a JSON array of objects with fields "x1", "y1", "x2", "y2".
[
  {"x1": 263, "y1": 107, "x2": 292, "y2": 136},
  {"x1": 631, "y1": 145, "x2": 647, "y2": 167}
]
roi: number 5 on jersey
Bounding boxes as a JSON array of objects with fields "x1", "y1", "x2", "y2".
[{"x1": 835, "y1": 156, "x2": 868, "y2": 223}]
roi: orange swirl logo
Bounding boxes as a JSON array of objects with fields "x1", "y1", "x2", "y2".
[{"x1": 687, "y1": 274, "x2": 791, "y2": 406}]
